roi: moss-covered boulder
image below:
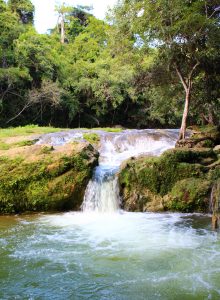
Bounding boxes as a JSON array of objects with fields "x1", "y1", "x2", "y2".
[
  {"x1": 119, "y1": 147, "x2": 219, "y2": 213},
  {"x1": 164, "y1": 178, "x2": 211, "y2": 212},
  {"x1": 176, "y1": 125, "x2": 220, "y2": 149},
  {"x1": 0, "y1": 142, "x2": 98, "y2": 214}
]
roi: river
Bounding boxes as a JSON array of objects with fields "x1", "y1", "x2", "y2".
[{"x1": 0, "y1": 129, "x2": 219, "y2": 299}]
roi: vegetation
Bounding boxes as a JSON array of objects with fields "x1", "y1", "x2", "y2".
[
  {"x1": 83, "y1": 133, "x2": 100, "y2": 145},
  {"x1": 0, "y1": 0, "x2": 219, "y2": 133},
  {"x1": 0, "y1": 142, "x2": 98, "y2": 214},
  {"x1": 0, "y1": 125, "x2": 64, "y2": 138},
  {"x1": 119, "y1": 149, "x2": 216, "y2": 212},
  {"x1": 119, "y1": 126, "x2": 220, "y2": 212}
]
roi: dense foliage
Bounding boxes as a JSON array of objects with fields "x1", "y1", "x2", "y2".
[{"x1": 0, "y1": 0, "x2": 219, "y2": 130}]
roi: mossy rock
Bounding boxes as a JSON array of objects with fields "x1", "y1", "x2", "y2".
[
  {"x1": 162, "y1": 148, "x2": 217, "y2": 164},
  {"x1": 164, "y1": 178, "x2": 211, "y2": 212},
  {"x1": 176, "y1": 126, "x2": 220, "y2": 149},
  {"x1": 121, "y1": 185, "x2": 163, "y2": 212},
  {"x1": 120, "y1": 150, "x2": 207, "y2": 196},
  {"x1": 119, "y1": 147, "x2": 219, "y2": 213},
  {"x1": 191, "y1": 125, "x2": 220, "y2": 142},
  {"x1": 0, "y1": 143, "x2": 99, "y2": 214}
]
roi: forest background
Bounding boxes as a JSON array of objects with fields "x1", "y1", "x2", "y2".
[{"x1": 0, "y1": 0, "x2": 219, "y2": 134}]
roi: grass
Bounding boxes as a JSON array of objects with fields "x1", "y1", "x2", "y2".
[
  {"x1": 0, "y1": 139, "x2": 38, "y2": 151},
  {"x1": 188, "y1": 125, "x2": 219, "y2": 133},
  {"x1": 80, "y1": 127, "x2": 123, "y2": 133},
  {"x1": 0, "y1": 125, "x2": 123, "y2": 140},
  {"x1": 83, "y1": 133, "x2": 100, "y2": 145},
  {"x1": 0, "y1": 125, "x2": 65, "y2": 139},
  {"x1": 40, "y1": 146, "x2": 54, "y2": 154},
  {"x1": 0, "y1": 142, "x2": 10, "y2": 150},
  {"x1": 92, "y1": 127, "x2": 123, "y2": 133},
  {"x1": 0, "y1": 125, "x2": 123, "y2": 151}
]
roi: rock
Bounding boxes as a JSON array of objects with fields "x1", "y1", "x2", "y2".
[
  {"x1": 119, "y1": 147, "x2": 219, "y2": 213},
  {"x1": 176, "y1": 126, "x2": 220, "y2": 149},
  {"x1": 164, "y1": 178, "x2": 211, "y2": 212},
  {"x1": 176, "y1": 138, "x2": 214, "y2": 149},
  {"x1": 0, "y1": 142, "x2": 99, "y2": 214},
  {"x1": 214, "y1": 145, "x2": 220, "y2": 154}
]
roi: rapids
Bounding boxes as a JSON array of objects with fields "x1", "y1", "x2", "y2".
[
  {"x1": 0, "y1": 212, "x2": 219, "y2": 299},
  {"x1": 0, "y1": 129, "x2": 219, "y2": 299},
  {"x1": 81, "y1": 129, "x2": 179, "y2": 212}
]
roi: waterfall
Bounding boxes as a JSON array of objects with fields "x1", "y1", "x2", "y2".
[
  {"x1": 36, "y1": 128, "x2": 179, "y2": 213},
  {"x1": 82, "y1": 167, "x2": 120, "y2": 212},
  {"x1": 82, "y1": 129, "x2": 179, "y2": 213}
]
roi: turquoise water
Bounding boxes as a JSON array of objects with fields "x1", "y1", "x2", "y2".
[{"x1": 0, "y1": 212, "x2": 220, "y2": 299}]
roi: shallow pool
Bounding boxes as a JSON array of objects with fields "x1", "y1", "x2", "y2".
[{"x1": 0, "y1": 212, "x2": 219, "y2": 299}]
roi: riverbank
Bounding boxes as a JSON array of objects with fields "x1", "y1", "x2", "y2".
[
  {"x1": 119, "y1": 126, "x2": 220, "y2": 213},
  {"x1": 0, "y1": 126, "x2": 99, "y2": 214}
]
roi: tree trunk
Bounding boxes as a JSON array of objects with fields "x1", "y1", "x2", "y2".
[
  {"x1": 60, "y1": 14, "x2": 65, "y2": 44},
  {"x1": 179, "y1": 88, "x2": 190, "y2": 140},
  {"x1": 175, "y1": 62, "x2": 199, "y2": 141}
]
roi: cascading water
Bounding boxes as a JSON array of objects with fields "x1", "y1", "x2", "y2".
[
  {"x1": 1, "y1": 129, "x2": 220, "y2": 300},
  {"x1": 82, "y1": 167, "x2": 120, "y2": 212},
  {"x1": 82, "y1": 129, "x2": 179, "y2": 213},
  {"x1": 36, "y1": 128, "x2": 179, "y2": 213}
]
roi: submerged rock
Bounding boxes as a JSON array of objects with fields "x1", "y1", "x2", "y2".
[{"x1": 0, "y1": 142, "x2": 99, "y2": 214}]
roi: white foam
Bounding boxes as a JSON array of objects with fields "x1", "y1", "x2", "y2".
[{"x1": 82, "y1": 129, "x2": 179, "y2": 212}]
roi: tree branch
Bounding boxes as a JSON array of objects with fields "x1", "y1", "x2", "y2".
[
  {"x1": 6, "y1": 102, "x2": 31, "y2": 124},
  {"x1": 175, "y1": 65, "x2": 188, "y2": 92},
  {"x1": 188, "y1": 61, "x2": 200, "y2": 81}
]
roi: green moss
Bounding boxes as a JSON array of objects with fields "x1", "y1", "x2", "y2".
[
  {"x1": 0, "y1": 145, "x2": 98, "y2": 214},
  {"x1": 190, "y1": 125, "x2": 219, "y2": 134},
  {"x1": 208, "y1": 165, "x2": 220, "y2": 182},
  {"x1": 120, "y1": 152, "x2": 206, "y2": 197},
  {"x1": 0, "y1": 142, "x2": 10, "y2": 150},
  {"x1": 83, "y1": 133, "x2": 100, "y2": 145},
  {"x1": 39, "y1": 145, "x2": 54, "y2": 154},
  {"x1": 15, "y1": 139, "x2": 38, "y2": 147},
  {"x1": 166, "y1": 179, "x2": 211, "y2": 212},
  {"x1": 163, "y1": 148, "x2": 217, "y2": 163},
  {"x1": 119, "y1": 147, "x2": 219, "y2": 213}
]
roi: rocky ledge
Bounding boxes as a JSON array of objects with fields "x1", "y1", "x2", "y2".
[
  {"x1": 0, "y1": 140, "x2": 99, "y2": 214},
  {"x1": 119, "y1": 126, "x2": 220, "y2": 213}
]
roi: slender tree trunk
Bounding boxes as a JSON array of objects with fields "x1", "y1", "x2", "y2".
[
  {"x1": 175, "y1": 62, "x2": 199, "y2": 140},
  {"x1": 60, "y1": 14, "x2": 65, "y2": 44},
  {"x1": 179, "y1": 88, "x2": 191, "y2": 140}
]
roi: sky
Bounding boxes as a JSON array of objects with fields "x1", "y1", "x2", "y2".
[{"x1": 31, "y1": 0, "x2": 117, "y2": 33}]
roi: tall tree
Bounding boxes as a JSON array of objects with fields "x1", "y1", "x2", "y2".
[
  {"x1": 55, "y1": 4, "x2": 72, "y2": 44},
  {"x1": 110, "y1": 0, "x2": 220, "y2": 138},
  {"x1": 55, "y1": 4, "x2": 93, "y2": 44}
]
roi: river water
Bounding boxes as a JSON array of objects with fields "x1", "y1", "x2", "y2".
[{"x1": 0, "y1": 129, "x2": 220, "y2": 299}]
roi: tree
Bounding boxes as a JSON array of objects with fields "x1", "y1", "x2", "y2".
[
  {"x1": 8, "y1": 0, "x2": 34, "y2": 24},
  {"x1": 55, "y1": 4, "x2": 72, "y2": 43},
  {"x1": 55, "y1": 4, "x2": 93, "y2": 44},
  {"x1": 15, "y1": 29, "x2": 60, "y2": 88},
  {"x1": 110, "y1": 0, "x2": 220, "y2": 138},
  {"x1": 6, "y1": 80, "x2": 62, "y2": 124}
]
